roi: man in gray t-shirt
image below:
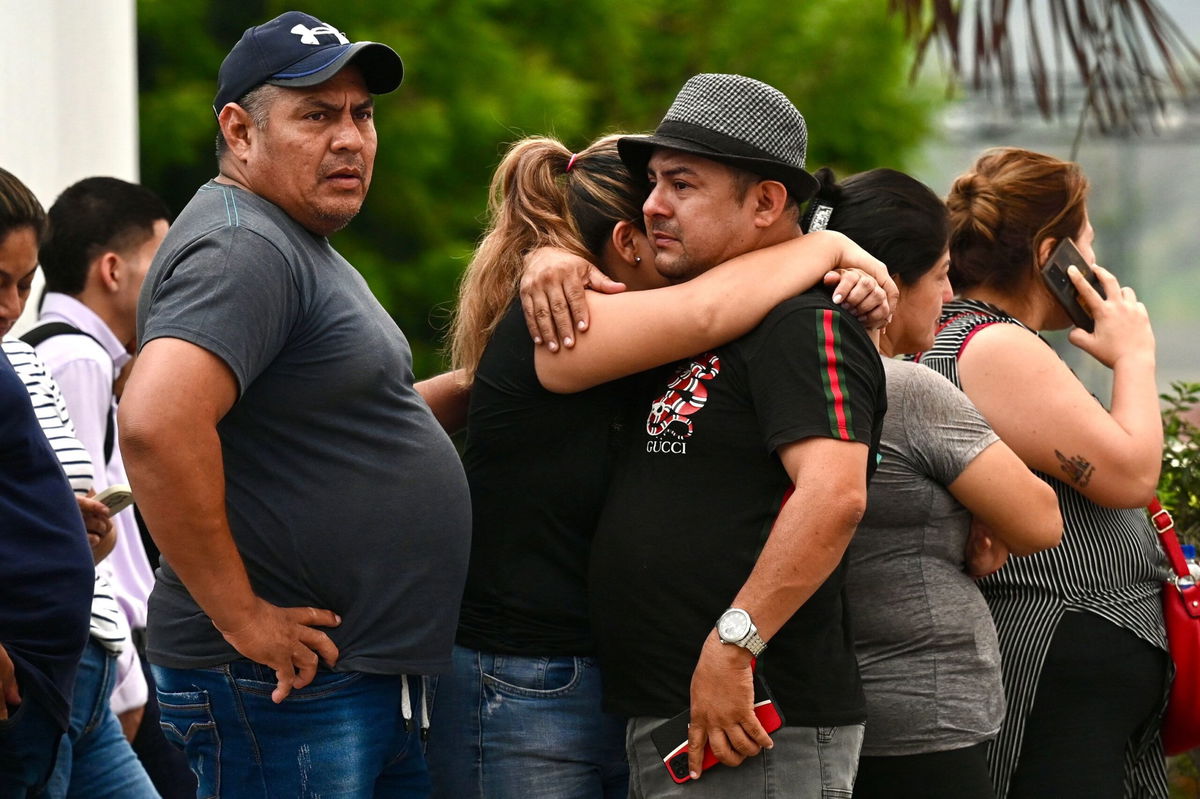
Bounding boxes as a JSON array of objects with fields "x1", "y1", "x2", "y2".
[{"x1": 119, "y1": 12, "x2": 470, "y2": 796}]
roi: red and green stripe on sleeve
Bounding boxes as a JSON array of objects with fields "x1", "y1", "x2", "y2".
[{"x1": 817, "y1": 309, "x2": 855, "y2": 441}]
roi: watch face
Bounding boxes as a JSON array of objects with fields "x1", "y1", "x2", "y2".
[{"x1": 718, "y1": 610, "x2": 750, "y2": 642}]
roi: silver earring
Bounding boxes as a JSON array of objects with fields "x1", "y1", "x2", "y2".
[{"x1": 635, "y1": 256, "x2": 642, "y2": 265}]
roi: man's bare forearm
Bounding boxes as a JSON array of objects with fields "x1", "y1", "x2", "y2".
[
  {"x1": 730, "y1": 485, "x2": 865, "y2": 642},
  {"x1": 686, "y1": 439, "x2": 869, "y2": 772},
  {"x1": 120, "y1": 415, "x2": 258, "y2": 630},
  {"x1": 120, "y1": 339, "x2": 341, "y2": 701},
  {"x1": 118, "y1": 339, "x2": 258, "y2": 631},
  {"x1": 724, "y1": 438, "x2": 867, "y2": 641}
]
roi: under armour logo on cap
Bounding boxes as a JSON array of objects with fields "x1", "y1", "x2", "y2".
[
  {"x1": 290, "y1": 23, "x2": 349, "y2": 46},
  {"x1": 214, "y1": 11, "x2": 403, "y2": 117},
  {"x1": 618, "y1": 73, "x2": 820, "y2": 203}
]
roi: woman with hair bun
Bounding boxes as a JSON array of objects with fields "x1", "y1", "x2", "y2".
[
  {"x1": 919, "y1": 147, "x2": 1169, "y2": 798},
  {"x1": 801, "y1": 167, "x2": 1061, "y2": 798},
  {"x1": 426, "y1": 134, "x2": 893, "y2": 799}
]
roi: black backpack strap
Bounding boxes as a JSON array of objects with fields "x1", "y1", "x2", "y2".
[
  {"x1": 21, "y1": 322, "x2": 116, "y2": 465},
  {"x1": 20, "y1": 321, "x2": 87, "y2": 348}
]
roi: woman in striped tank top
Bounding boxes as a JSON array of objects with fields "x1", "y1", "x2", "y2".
[{"x1": 918, "y1": 148, "x2": 1169, "y2": 798}]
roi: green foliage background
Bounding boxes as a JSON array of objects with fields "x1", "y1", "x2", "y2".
[
  {"x1": 137, "y1": 0, "x2": 943, "y2": 377},
  {"x1": 1160, "y1": 382, "x2": 1200, "y2": 541}
]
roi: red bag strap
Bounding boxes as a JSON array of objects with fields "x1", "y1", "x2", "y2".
[
  {"x1": 1152, "y1": 497, "x2": 1200, "y2": 620},
  {"x1": 1150, "y1": 496, "x2": 1192, "y2": 580}
]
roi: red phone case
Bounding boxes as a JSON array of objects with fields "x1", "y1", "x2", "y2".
[{"x1": 649, "y1": 671, "x2": 784, "y2": 784}]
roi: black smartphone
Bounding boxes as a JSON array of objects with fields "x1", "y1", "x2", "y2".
[
  {"x1": 649, "y1": 670, "x2": 785, "y2": 785},
  {"x1": 1040, "y1": 237, "x2": 1106, "y2": 332}
]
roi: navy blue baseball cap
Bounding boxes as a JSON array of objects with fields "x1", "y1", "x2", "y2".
[{"x1": 213, "y1": 11, "x2": 404, "y2": 116}]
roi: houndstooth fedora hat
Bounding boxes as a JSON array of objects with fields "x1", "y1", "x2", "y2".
[{"x1": 619, "y1": 74, "x2": 818, "y2": 202}]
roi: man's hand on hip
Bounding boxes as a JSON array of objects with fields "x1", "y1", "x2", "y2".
[
  {"x1": 686, "y1": 631, "x2": 773, "y2": 778},
  {"x1": 214, "y1": 599, "x2": 341, "y2": 703}
]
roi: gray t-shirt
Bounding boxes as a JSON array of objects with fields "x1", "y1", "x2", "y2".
[
  {"x1": 846, "y1": 357, "x2": 1002, "y2": 756},
  {"x1": 137, "y1": 181, "x2": 470, "y2": 675}
]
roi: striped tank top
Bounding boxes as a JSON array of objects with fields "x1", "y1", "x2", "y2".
[
  {"x1": 915, "y1": 298, "x2": 1168, "y2": 798},
  {"x1": 3, "y1": 340, "x2": 127, "y2": 653}
]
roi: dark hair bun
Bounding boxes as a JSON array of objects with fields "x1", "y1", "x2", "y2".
[
  {"x1": 811, "y1": 166, "x2": 843, "y2": 206},
  {"x1": 802, "y1": 167, "x2": 843, "y2": 232}
]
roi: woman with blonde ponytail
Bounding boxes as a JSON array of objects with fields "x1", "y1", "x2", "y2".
[
  {"x1": 919, "y1": 147, "x2": 1169, "y2": 798},
  {"x1": 449, "y1": 137, "x2": 608, "y2": 380},
  {"x1": 426, "y1": 133, "x2": 893, "y2": 799}
]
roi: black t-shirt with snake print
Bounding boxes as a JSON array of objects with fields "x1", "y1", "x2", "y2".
[{"x1": 591, "y1": 288, "x2": 886, "y2": 723}]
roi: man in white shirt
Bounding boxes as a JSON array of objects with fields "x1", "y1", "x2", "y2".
[{"x1": 31, "y1": 176, "x2": 194, "y2": 796}]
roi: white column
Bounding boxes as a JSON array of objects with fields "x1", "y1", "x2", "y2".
[{"x1": 2, "y1": 0, "x2": 139, "y2": 335}]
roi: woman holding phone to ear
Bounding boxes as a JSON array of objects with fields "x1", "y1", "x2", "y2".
[{"x1": 919, "y1": 148, "x2": 1169, "y2": 799}]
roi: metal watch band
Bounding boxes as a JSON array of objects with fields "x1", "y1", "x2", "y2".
[
  {"x1": 717, "y1": 607, "x2": 768, "y2": 656},
  {"x1": 742, "y1": 630, "x2": 767, "y2": 657},
  {"x1": 739, "y1": 628, "x2": 768, "y2": 652}
]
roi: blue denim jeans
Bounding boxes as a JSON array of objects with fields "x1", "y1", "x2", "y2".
[
  {"x1": 130, "y1": 636, "x2": 196, "y2": 798},
  {"x1": 425, "y1": 645, "x2": 628, "y2": 799},
  {"x1": 152, "y1": 661, "x2": 430, "y2": 799},
  {"x1": 0, "y1": 693, "x2": 64, "y2": 797},
  {"x1": 45, "y1": 639, "x2": 157, "y2": 798},
  {"x1": 626, "y1": 717, "x2": 865, "y2": 799}
]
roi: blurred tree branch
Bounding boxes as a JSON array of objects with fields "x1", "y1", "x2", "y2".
[{"x1": 889, "y1": 0, "x2": 1200, "y2": 135}]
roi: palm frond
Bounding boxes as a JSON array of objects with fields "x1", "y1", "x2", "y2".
[{"x1": 890, "y1": 0, "x2": 1200, "y2": 133}]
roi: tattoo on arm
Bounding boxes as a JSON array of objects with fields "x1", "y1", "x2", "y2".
[{"x1": 1055, "y1": 450, "x2": 1095, "y2": 488}]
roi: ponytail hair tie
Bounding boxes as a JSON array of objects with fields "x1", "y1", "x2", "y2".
[
  {"x1": 566, "y1": 153, "x2": 580, "y2": 172},
  {"x1": 808, "y1": 202, "x2": 834, "y2": 231}
]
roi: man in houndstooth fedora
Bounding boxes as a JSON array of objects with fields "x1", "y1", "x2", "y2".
[
  {"x1": 617, "y1": 73, "x2": 820, "y2": 285},
  {"x1": 589, "y1": 74, "x2": 887, "y2": 797}
]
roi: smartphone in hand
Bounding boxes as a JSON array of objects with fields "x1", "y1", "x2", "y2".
[
  {"x1": 1040, "y1": 238, "x2": 1106, "y2": 332},
  {"x1": 94, "y1": 483, "x2": 134, "y2": 515},
  {"x1": 649, "y1": 670, "x2": 785, "y2": 784}
]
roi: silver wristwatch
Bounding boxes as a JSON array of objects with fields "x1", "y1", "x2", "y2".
[{"x1": 715, "y1": 607, "x2": 766, "y2": 656}]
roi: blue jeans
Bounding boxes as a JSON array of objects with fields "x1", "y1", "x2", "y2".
[
  {"x1": 152, "y1": 661, "x2": 430, "y2": 799},
  {"x1": 45, "y1": 639, "x2": 157, "y2": 798},
  {"x1": 0, "y1": 693, "x2": 64, "y2": 797},
  {"x1": 626, "y1": 717, "x2": 865, "y2": 798},
  {"x1": 129, "y1": 636, "x2": 196, "y2": 798},
  {"x1": 426, "y1": 645, "x2": 628, "y2": 799}
]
